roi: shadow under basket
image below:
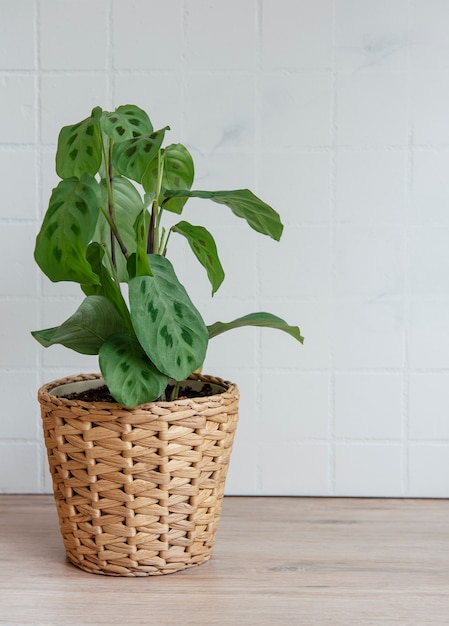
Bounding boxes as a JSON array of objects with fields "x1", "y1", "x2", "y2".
[{"x1": 38, "y1": 373, "x2": 239, "y2": 576}]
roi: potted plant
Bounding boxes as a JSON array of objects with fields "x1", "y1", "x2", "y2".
[{"x1": 33, "y1": 104, "x2": 303, "y2": 576}]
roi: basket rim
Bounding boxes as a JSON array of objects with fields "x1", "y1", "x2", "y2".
[{"x1": 38, "y1": 372, "x2": 238, "y2": 410}]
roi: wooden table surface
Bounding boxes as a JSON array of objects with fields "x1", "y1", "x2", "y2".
[{"x1": 1, "y1": 496, "x2": 448, "y2": 625}]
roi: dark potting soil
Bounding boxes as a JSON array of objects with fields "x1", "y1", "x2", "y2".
[{"x1": 62, "y1": 383, "x2": 215, "y2": 404}]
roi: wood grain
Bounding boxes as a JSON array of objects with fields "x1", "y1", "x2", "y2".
[{"x1": 1, "y1": 496, "x2": 448, "y2": 624}]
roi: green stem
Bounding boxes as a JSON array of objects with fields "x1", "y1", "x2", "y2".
[
  {"x1": 148, "y1": 150, "x2": 165, "y2": 255},
  {"x1": 161, "y1": 226, "x2": 174, "y2": 257},
  {"x1": 148, "y1": 202, "x2": 156, "y2": 254},
  {"x1": 171, "y1": 380, "x2": 181, "y2": 401},
  {"x1": 101, "y1": 136, "x2": 129, "y2": 261},
  {"x1": 106, "y1": 142, "x2": 116, "y2": 269},
  {"x1": 99, "y1": 206, "x2": 129, "y2": 260}
]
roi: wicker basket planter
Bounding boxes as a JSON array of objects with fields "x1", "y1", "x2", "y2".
[{"x1": 38, "y1": 372, "x2": 239, "y2": 577}]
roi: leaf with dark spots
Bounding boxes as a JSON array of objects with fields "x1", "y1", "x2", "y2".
[
  {"x1": 181, "y1": 328, "x2": 193, "y2": 346},
  {"x1": 56, "y1": 113, "x2": 102, "y2": 178},
  {"x1": 75, "y1": 200, "x2": 87, "y2": 214},
  {"x1": 34, "y1": 175, "x2": 101, "y2": 284},
  {"x1": 160, "y1": 325, "x2": 173, "y2": 348},
  {"x1": 101, "y1": 105, "x2": 153, "y2": 142},
  {"x1": 99, "y1": 333, "x2": 168, "y2": 407},
  {"x1": 129, "y1": 255, "x2": 208, "y2": 380},
  {"x1": 147, "y1": 301, "x2": 158, "y2": 322},
  {"x1": 49, "y1": 200, "x2": 64, "y2": 213},
  {"x1": 112, "y1": 127, "x2": 168, "y2": 184},
  {"x1": 173, "y1": 302, "x2": 184, "y2": 319},
  {"x1": 45, "y1": 222, "x2": 58, "y2": 239}
]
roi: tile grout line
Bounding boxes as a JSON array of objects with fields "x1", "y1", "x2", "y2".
[
  {"x1": 34, "y1": 0, "x2": 45, "y2": 493},
  {"x1": 402, "y1": 0, "x2": 415, "y2": 497},
  {"x1": 328, "y1": 0, "x2": 338, "y2": 496},
  {"x1": 106, "y1": 0, "x2": 114, "y2": 108},
  {"x1": 254, "y1": 0, "x2": 263, "y2": 495},
  {"x1": 181, "y1": 0, "x2": 188, "y2": 136}
]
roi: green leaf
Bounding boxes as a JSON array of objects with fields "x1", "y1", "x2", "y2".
[
  {"x1": 164, "y1": 189, "x2": 284, "y2": 241},
  {"x1": 129, "y1": 254, "x2": 208, "y2": 380},
  {"x1": 207, "y1": 312, "x2": 304, "y2": 343},
  {"x1": 172, "y1": 221, "x2": 224, "y2": 295},
  {"x1": 34, "y1": 174, "x2": 101, "y2": 284},
  {"x1": 31, "y1": 295, "x2": 128, "y2": 355},
  {"x1": 112, "y1": 127, "x2": 169, "y2": 184},
  {"x1": 142, "y1": 143, "x2": 195, "y2": 213},
  {"x1": 56, "y1": 107, "x2": 103, "y2": 179},
  {"x1": 82, "y1": 243, "x2": 133, "y2": 330},
  {"x1": 101, "y1": 104, "x2": 153, "y2": 142},
  {"x1": 132, "y1": 211, "x2": 153, "y2": 277},
  {"x1": 99, "y1": 333, "x2": 168, "y2": 407},
  {"x1": 93, "y1": 176, "x2": 144, "y2": 281}
]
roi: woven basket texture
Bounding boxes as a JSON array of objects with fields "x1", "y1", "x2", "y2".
[{"x1": 38, "y1": 373, "x2": 239, "y2": 576}]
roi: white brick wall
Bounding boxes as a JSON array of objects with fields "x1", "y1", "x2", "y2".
[{"x1": 1, "y1": 0, "x2": 448, "y2": 497}]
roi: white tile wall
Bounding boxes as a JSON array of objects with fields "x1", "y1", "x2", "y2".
[
  {"x1": 0, "y1": 76, "x2": 35, "y2": 143},
  {"x1": 336, "y1": 71, "x2": 409, "y2": 146},
  {"x1": 1, "y1": 0, "x2": 449, "y2": 497},
  {"x1": 0, "y1": 1, "x2": 35, "y2": 70},
  {"x1": 40, "y1": 0, "x2": 109, "y2": 70},
  {"x1": 260, "y1": 72, "x2": 332, "y2": 148},
  {"x1": 261, "y1": 0, "x2": 333, "y2": 70},
  {"x1": 334, "y1": 443, "x2": 403, "y2": 497},
  {"x1": 185, "y1": 0, "x2": 257, "y2": 70},
  {"x1": 335, "y1": 0, "x2": 409, "y2": 71},
  {"x1": 112, "y1": 0, "x2": 184, "y2": 71}
]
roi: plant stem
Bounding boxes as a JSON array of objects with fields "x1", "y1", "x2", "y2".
[
  {"x1": 147, "y1": 150, "x2": 165, "y2": 255},
  {"x1": 107, "y1": 142, "x2": 116, "y2": 269},
  {"x1": 99, "y1": 206, "x2": 129, "y2": 260},
  {"x1": 101, "y1": 136, "x2": 129, "y2": 261},
  {"x1": 148, "y1": 203, "x2": 156, "y2": 254},
  {"x1": 171, "y1": 380, "x2": 181, "y2": 401},
  {"x1": 161, "y1": 226, "x2": 173, "y2": 257}
]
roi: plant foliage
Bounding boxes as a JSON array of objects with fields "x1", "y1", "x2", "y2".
[{"x1": 33, "y1": 105, "x2": 303, "y2": 407}]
